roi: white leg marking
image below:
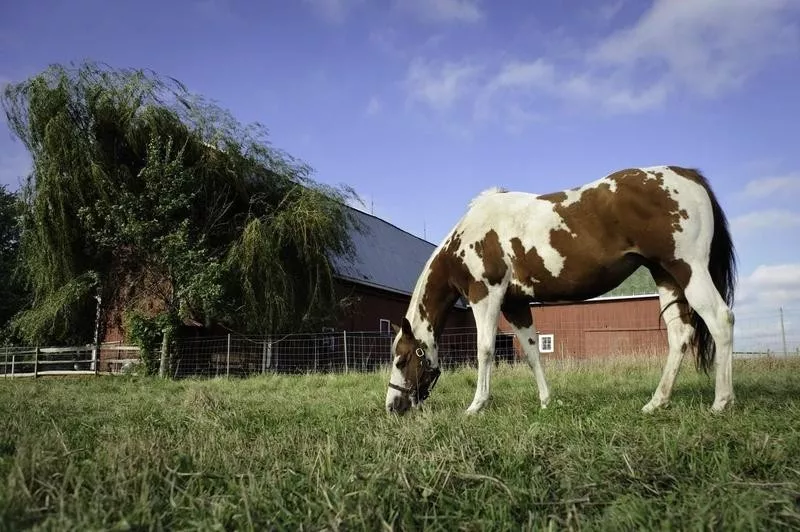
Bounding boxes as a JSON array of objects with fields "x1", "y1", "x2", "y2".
[
  {"x1": 509, "y1": 324, "x2": 550, "y2": 409},
  {"x1": 466, "y1": 295, "x2": 503, "y2": 415},
  {"x1": 682, "y1": 265, "x2": 735, "y2": 413},
  {"x1": 642, "y1": 285, "x2": 694, "y2": 413}
]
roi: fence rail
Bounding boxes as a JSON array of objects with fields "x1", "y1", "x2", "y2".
[{"x1": 0, "y1": 344, "x2": 142, "y2": 378}]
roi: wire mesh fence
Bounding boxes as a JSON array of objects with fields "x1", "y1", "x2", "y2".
[
  {"x1": 156, "y1": 305, "x2": 800, "y2": 379},
  {"x1": 3, "y1": 306, "x2": 797, "y2": 379}
]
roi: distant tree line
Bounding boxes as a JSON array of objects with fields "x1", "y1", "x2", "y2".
[{"x1": 0, "y1": 61, "x2": 360, "y2": 349}]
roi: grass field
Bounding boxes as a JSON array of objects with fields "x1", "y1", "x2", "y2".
[{"x1": 1, "y1": 356, "x2": 799, "y2": 531}]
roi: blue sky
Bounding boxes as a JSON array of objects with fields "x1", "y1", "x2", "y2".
[{"x1": 1, "y1": 0, "x2": 799, "y2": 336}]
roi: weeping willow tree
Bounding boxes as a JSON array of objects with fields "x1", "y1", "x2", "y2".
[{"x1": 1, "y1": 61, "x2": 359, "y2": 345}]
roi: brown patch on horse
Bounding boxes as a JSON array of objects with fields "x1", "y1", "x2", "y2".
[
  {"x1": 509, "y1": 238, "x2": 549, "y2": 291},
  {"x1": 420, "y1": 232, "x2": 484, "y2": 333},
  {"x1": 541, "y1": 191, "x2": 567, "y2": 204},
  {"x1": 474, "y1": 229, "x2": 508, "y2": 285},
  {"x1": 511, "y1": 168, "x2": 695, "y2": 301},
  {"x1": 501, "y1": 296, "x2": 533, "y2": 329},
  {"x1": 394, "y1": 318, "x2": 435, "y2": 393},
  {"x1": 468, "y1": 280, "x2": 489, "y2": 303}
]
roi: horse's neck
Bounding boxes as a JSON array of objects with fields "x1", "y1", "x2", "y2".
[{"x1": 405, "y1": 250, "x2": 458, "y2": 348}]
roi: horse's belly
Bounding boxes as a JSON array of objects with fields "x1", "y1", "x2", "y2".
[{"x1": 512, "y1": 254, "x2": 642, "y2": 303}]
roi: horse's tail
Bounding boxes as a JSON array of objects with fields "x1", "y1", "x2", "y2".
[{"x1": 684, "y1": 168, "x2": 737, "y2": 373}]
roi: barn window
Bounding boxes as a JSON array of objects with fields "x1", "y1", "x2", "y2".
[
  {"x1": 379, "y1": 319, "x2": 391, "y2": 336},
  {"x1": 538, "y1": 334, "x2": 554, "y2": 353}
]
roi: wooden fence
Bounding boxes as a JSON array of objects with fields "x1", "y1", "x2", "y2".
[{"x1": 0, "y1": 344, "x2": 141, "y2": 378}]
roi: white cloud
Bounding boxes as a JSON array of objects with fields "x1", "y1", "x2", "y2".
[
  {"x1": 733, "y1": 263, "x2": 800, "y2": 352},
  {"x1": 588, "y1": 0, "x2": 799, "y2": 96},
  {"x1": 403, "y1": 0, "x2": 800, "y2": 120},
  {"x1": 480, "y1": 60, "x2": 671, "y2": 115},
  {"x1": 731, "y1": 209, "x2": 800, "y2": 233},
  {"x1": 485, "y1": 60, "x2": 554, "y2": 92},
  {"x1": 741, "y1": 173, "x2": 800, "y2": 199},
  {"x1": 595, "y1": 0, "x2": 626, "y2": 22},
  {"x1": 303, "y1": 0, "x2": 363, "y2": 23},
  {"x1": 365, "y1": 96, "x2": 382, "y2": 116},
  {"x1": 394, "y1": 0, "x2": 483, "y2": 24},
  {"x1": 405, "y1": 58, "x2": 482, "y2": 111},
  {"x1": 194, "y1": 0, "x2": 238, "y2": 22}
]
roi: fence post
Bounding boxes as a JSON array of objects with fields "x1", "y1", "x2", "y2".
[
  {"x1": 343, "y1": 331, "x2": 348, "y2": 373},
  {"x1": 34, "y1": 346, "x2": 40, "y2": 378},
  {"x1": 93, "y1": 343, "x2": 100, "y2": 376},
  {"x1": 159, "y1": 329, "x2": 170, "y2": 378},
  {"x1": 780, "y1": 307, "x2": 788, "y2": 357},
  {"x1": 3, "y1": 347, "x2": 7, "y2": 377},
  {"x1": 226, "y1": 333, "x2": 231, "y2": 378},
  {"x1": 261, "y1": 340, "x2": 267, "y2": 373},
  {"x1": 11, "y1": 352, "x2": 14, "y2": 377}
]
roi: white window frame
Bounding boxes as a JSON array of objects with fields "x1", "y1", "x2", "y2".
[
  {"x1": 379, "y1": 319, "x2": 391, "y2": 336},
  {"x1": 538, "y1": 333, "x2": 554, "y2": 353}
]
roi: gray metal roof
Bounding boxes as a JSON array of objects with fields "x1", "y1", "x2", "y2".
[{"x1": 331, "y1": 207, "x2": 435, "y2": 296}]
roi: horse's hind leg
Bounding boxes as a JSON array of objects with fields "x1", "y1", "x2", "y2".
[
  {"x1": 465, "y1": 291, "x2": 504, "y2": 415},
  {"x1": 502, "y1": 300, "x2": 550, "y2": 409},
  {"x1": 681, "y1": 264, "x2": 735, "y2": 412},
  {"x1": 642, "y1": 267, "x2": 695, "y2": 413}
]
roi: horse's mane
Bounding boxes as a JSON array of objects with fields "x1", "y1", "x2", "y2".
[{"x1": 470, "y1": 187, "x2": 509, "y2": 208}]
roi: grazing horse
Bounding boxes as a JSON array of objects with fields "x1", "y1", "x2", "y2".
[{"x1": 385, "y1": 166, "x2": 736, "y2": 416}]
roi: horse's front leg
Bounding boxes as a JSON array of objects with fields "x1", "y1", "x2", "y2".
[{"x1": 466, "y1": 295, "x2": 502, "y2": 415}]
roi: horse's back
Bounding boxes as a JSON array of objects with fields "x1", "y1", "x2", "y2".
[{"x1": 447, "y1": 166, "x2": 717, "y2": 301}]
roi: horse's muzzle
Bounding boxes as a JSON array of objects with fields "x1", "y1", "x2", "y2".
[{"x1": 386, "y1": 393, "x2": 412, "y2": 415}]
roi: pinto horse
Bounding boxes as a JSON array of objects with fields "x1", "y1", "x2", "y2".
[{"x1": 385, "y1": 166, "x2": 736, "y2": 416}]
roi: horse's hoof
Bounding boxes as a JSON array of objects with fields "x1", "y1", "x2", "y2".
[
  {"x1": 642, "y1": 401, "x2": 663, "y2": 414},
  {"x1": 711, "y1": 397, "x2": 734, "y2": 413}
]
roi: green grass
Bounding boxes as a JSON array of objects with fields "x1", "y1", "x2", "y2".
[{"x1": 1, "y1": 357, "x2": 799, "y2": 531}]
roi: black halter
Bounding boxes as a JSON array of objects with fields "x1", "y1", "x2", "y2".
[{"x1": 389, "y1": 348, "x2": 442, "y2": 401}]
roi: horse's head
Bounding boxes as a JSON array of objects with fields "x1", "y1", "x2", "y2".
[{"x1": 385, "y1": 317, "x2": 441, "y2": 415}]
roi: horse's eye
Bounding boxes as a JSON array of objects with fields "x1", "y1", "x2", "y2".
[{"x1": 396, "y1": 358, "x2": 407, "y2": 369}]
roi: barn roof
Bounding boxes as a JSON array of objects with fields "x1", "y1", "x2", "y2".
[
  {"x1": 331, "y1": 207, "x2": 436, "y2": 296},
  {"x1": 331, "y1": 207, "x2": 657, "y2": 300}
]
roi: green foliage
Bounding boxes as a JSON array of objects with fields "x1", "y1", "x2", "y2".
[
  {"x1": 604, "y1": 266, "x2": 658, "y2": 297},
  {"x1": 1, "y1": 61, "x2": 358, "y2": 345},
  {"x1": 124, "y1": 311, "x2": 177, "y2": 376},
  {"x1": 0, "y1": 186, "x2": 29, "y2": 344},
  {"x1": 0, "y1": 359, "x2": 798, "y2": 529},
  {"x1": 10, "y1": 272, "x2": 98, "y2": 345}
]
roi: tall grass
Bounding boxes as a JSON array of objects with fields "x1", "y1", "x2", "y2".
[{"x1": 1, "y1": 357, "x2": 799, "y2": 530}]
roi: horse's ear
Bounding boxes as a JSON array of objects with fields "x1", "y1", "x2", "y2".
[
  {"x1": 391, "y1": 322, "x2": 401, "y2": 335},
  {"x1": 401, "y1": 317, "x2": 414, "y2": 338}
]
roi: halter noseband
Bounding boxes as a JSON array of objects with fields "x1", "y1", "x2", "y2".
[{"x1": 388, "y1": 347, "x2": 441, "y2": 401}]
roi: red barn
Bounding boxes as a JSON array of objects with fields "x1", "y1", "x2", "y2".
[{"x1": 498, "y1": 293, "x2": 667, "y2": 360}]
